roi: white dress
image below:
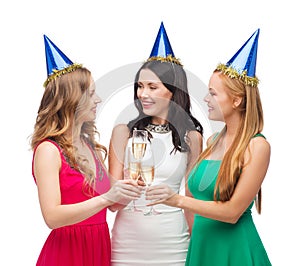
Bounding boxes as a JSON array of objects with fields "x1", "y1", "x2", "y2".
[{"x1": 111, "y1": 131, "x2": 190, "y2": 265}]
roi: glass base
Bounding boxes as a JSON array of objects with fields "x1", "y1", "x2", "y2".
[{"x1": 143, "y1": 206, "x2": 161, "y2": 216}]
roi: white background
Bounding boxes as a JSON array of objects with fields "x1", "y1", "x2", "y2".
[{"x1": 0, "y1": 0, "x2": 298, "y2": 265}]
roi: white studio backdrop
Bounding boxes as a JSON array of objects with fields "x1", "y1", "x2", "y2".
[{"x1": 0, "y1": 0, "x2": 298, "y2": 265}]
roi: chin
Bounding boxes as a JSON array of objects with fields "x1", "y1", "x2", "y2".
[
  {"x1": 87, "y1": 114, "x2": 96, "y2": 122},
  {"x1": 142, "y1": 109, "x2": 155, "y2": 117},
  {"x1": 208, "y1": 115, "x2": 218, "y2": 121}
]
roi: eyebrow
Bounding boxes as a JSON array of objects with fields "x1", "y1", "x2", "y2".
[{"x1": 138, "y1": 81, "x2": 161, "y2": 86}]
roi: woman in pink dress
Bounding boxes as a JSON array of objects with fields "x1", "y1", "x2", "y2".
[{"x1": 30, "y1": 35, "x2": 141, "y2": 266}]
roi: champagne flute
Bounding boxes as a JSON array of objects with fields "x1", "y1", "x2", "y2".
[
  {"x1": 126, "y1": 147, "x2": 143, "y2": 212},
  {"x1": 140, "y1": 143, "x2": 161, "y2": 216},
  {"x1": 132, "y1": 129, "x2": 148, "y2": 160}
]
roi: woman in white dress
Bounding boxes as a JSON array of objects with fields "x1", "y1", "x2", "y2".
[{"x1": 108, "y1": 22, "x2": 203, "y2": 266}]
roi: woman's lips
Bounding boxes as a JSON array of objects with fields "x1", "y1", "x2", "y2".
[{"x1": 141, "y1": 101, "x2": 155, "y2": 109}]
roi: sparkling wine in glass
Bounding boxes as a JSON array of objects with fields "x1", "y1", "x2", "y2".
[
  {"x1": 141, "y1": 166, "x2": 154, "y2": 186},
  {"x1": 129, "y1": 162, "x2": 140, "y2": 182},
  {"x1": 132, "y1": 129, "x2": 148, "y2": 160},
  {"x1": 126, "y1": 147, "x2": 142, "y2": 212},
  {"x1": 140, "y1": 144, "x2": 161, "y2": 216}
]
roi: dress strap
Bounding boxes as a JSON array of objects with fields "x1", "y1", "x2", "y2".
[
  {"x1": 84, "y1": 140, "x2": 105, "y2": 181},
  {"x1": 253, "y1": 133, "x2": 266, "y2": 139}
]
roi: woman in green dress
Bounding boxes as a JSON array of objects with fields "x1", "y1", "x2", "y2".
[{"x1": 146, "y1": 29, "x2": 271, "y2": 266}]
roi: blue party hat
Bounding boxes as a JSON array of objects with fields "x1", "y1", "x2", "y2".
[
  {"x1": 216, "y1": 29, "x2": 260, "y2": 87},
  {"x1": 147, "y1": 22, "x2": 182, "y2": 66},
  {"x1": 43, "y1": 35, "x2": 82, "y2": 87}
]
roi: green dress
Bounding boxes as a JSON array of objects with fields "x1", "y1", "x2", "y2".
[{"x1": 186, "y1": 158, "x2": 271, "y2": 266}]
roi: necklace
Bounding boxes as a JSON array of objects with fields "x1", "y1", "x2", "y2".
[{"x1": 145, "y1": 123, "x2": 170, "y2": 133}]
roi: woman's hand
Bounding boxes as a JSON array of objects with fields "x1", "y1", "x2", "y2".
[
  {"x1": 102, "y1": 179, "x2": 143, "y2": 205},
  {"x1": 145, "y1": 183, "x2": 179, "y2": 207}
]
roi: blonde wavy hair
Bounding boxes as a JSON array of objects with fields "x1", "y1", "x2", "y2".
[
  {"x1": 197, "y1": 70, "x2": 264, "y2": 213},
  {"x1": 31, "y1": 67, "x2": 107, "y2": 194}
]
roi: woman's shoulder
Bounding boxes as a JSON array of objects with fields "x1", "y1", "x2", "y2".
[
  {"x1": 33, "y1": 140, "x2": 61, "y2": 162},
  {"x1": 110, "y1": 124, "x2": 130, "y2": 147},
  {"x1": 186, "y1": 130, "x2": 203, "y2": 143},
  {"x1": 245, "y1": 133, "x2": 271, "y2": 163},
  {"x1": 34, "y1": 139, "x2": 60, "y2": 153},
  {"x1": 111, "y1": 124, "x2": 130, "y2": 136},
  {"x1": 249, "y1": 133, "x2": 271, "y2": 151}
]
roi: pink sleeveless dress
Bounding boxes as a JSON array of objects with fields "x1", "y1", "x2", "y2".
[{"x1": 32, "y1": 139, "x2": 111, "y2": 266}]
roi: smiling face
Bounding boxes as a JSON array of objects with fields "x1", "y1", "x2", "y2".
[
  {"x1": 137, "y1": 69, "x2": 173, "y2": 124},
  {"x1": 204, "y1": 72, "x2": 239, "y2": 122}
]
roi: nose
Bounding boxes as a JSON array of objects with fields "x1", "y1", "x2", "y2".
[
  {"x1": 139, "y1": 87, "x2": 149, "y2": 99},
  {"x1": 203, "y1": 93, "x2": 210, "y2": 103},
  {"x1": 95, "y1": 94, "x2": 102, "y2": 104}
]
